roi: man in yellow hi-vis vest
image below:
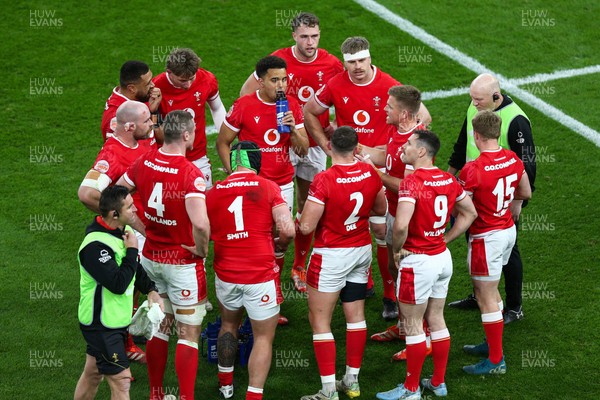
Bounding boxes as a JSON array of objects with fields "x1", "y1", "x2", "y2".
[
  {"x1": 447, "y1": 74, "x2": 536, "y2": 325},
  {"x1": 75, "y1": 185, "x2": 162, "y2": 400}
]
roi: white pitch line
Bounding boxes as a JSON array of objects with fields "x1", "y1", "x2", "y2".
[
  {"x1": 509, "y1": 65, "x2": 600, "y2": 86},
  {"x1": 354, "y1": 0, "x2": 600, "y2": 147},
  {"x1": 422, "y1": 65, "x2": 600, "y2": 101}
]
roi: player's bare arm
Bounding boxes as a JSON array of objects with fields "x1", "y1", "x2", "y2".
[
  {"x1": 239, "y1": 73, "x2": 261, "y2": 97},
  {"x1": 303, "y1": 98, "x2": 331, "y2": 156},
  {"x1": 284, "y1": 111, "x2": 309, "y2": 157},
  {"x1": 208, "y1": 95, "x2": 226, "y2": 132},
  {"x1": 444, "y1": 195, "x2": 477, "y2": 243},
  {"x1": 392, "y1": 201, "x2": 415, "y2": 266},
  {"x1": 78, "y1": 170, "x2": 103, "y2": 213},
  {"x1": 370, "y1": 187, "x2": 388, "y2": 241},
  {"x1": 216, "y1": 125, "x2": 238, "y2": 174},
  {"x1": 186, "y1": 196, "x2": 210, "y2": 258},
  {"x1": 298, "y1": 200, "x2": 325, "y2": 236},
  {"x1": 273, "y1": 204, "x2": 295, "y2": 253},
  {"x1": 510, "y1": 172, "x2": 532, "y2": 222}
]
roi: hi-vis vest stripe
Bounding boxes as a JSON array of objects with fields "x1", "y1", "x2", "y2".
[
  {"x1": 466, "y1": 102, "x2": 530, "y2": 162},
  {"x1": 78, "y1": 228, "x2": 135, "y2": 329}
]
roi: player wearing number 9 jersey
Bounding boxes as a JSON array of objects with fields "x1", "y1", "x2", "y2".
[
  {"x1": 457, "y1": 111, "x2": 531, "y2": 376},
  {"x1": 117, "y1": 110, "x2": 210, "y2": 400},
  {"x1": 376, "y1": 130, "x2": 477, "y2": 399}
]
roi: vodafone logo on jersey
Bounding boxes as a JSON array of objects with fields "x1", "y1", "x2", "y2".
[
  {"x1": 184, "y1": 108, "x2": 196, "y2": 119},
  {"x1": 261, "y1": 294, "x2": 270, "y2": 303},
  {"x1": 353, "y1": 110, "x2": 371, "y2": 126},
  {"x1": 297, "y1": 86, "x2": 315, "y2": 103},
  {"x1": 181, "y1": 289, "x2": 191, "y2": 297},
  {"x1": 264, "y1": 129, "x2": 280, "y2": 146}
]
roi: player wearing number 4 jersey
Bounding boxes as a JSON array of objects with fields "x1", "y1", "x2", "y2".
[
  {"x1": 376, "y1": 130, "x2": 477, "y2": 400},
  {"x1": 299, "y1": 126, "x2": 387, "y2": 400},
  {"x1": 207, "y1": 141, "x2": 295, "y2": 400},
  {"x1": 117, "y1": 111, "x2": 210, "y2": 400},
  {"x1": 457, "y1": 111, "x2": 531, "y2": 376}
]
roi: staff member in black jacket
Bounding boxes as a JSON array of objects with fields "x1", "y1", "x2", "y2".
[
  {"x1": 74, "y1": 186, "x2": 163, "y2": 400},
  {"x1": 447, "y1": 73, "x2": 536, "y2": 324}
]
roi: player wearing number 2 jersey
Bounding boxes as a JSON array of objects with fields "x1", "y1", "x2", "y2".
[
  {"x1": 299, "y1": 127, "x2": 387, "y2": 400},
  {"x1": 118, "y1": 111, "x2": 210, "y2": 400},
  {"x1": 206, "y1": 141, "x2": 295, "y2": 400},
  {"x1": 457, "y1": 111, "x2": 531, "y2": 377},
  {"x1": 376, "y1": 130, "x2": 477, "y2": 400}
]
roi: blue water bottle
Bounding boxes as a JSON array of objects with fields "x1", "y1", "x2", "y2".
[
  {"x1": 201, "y1": 316, "x2": 221, "y2": 364},
  {"x1": 276, "y1": 90, "x2": 291, "y2": 133},
  {"x1": 238, "y1": 317, "x2": 254, "y2": 366}
]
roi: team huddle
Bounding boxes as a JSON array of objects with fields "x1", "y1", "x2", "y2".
[{"x1": 74, "y1": 11, "x2": 536, "y2": 400}]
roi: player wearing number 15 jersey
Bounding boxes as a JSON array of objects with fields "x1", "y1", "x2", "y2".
[
  {"x1": 117, "y1": 111, "x2": 210, "y2": 400},
  {"x1": 457, "y1": 111, "x2": 531, "y2": 377},
  {"x1": 376, "y1": 130, "x2": 477, "y2": 400},
  {"x1": 299, "y1": 127, "x2": 387, "y2": 400}
]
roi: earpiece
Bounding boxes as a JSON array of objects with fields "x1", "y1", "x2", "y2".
[{"x1": 492, "y1": 93, "x2": 499, "y2": 102}]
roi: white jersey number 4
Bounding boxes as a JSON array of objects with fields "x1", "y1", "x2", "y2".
[{"x1": 148, "y1": 182, "x2": 165, "y2": 217}]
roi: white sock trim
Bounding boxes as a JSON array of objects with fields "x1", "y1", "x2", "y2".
[
  {"x1": 313, "y1": 332, "x2": 334, "y2": 341},
  {"x1": 346, "y1": 366, "x2": 360, "y2": 375},
  {"x1": 320, "y1": 374, "x2": 336, "y2": 384},
  {"x1": 247, "y1": 386, "x2": 263, "y2": 394},
  {"x1": 430, "y1": 329, "x2": 450, "y2": 341},
  {"x1": 482, "y1": 311, "x2": 503, "y2": 323},
  {"x1": 346, "y1": 321, "x2": 367, "y2": 330},
  {"x1": 218, "y1": 365, "x2": 234, "y2": 373},
  {"x1": 405, "y1": 333, "x2": 427, "y2": 345},
  {"x1": 177, "y1": 339, "x2": 198, "y2": 349},
  {"x1": 375, "y1": 238, "x2": 387, "y2": 246},
  {"x1": 154, "y1": 331, "x2": 169, "y2": 342}
]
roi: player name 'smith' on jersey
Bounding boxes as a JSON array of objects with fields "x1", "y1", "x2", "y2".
[
  {"x1": 206, "y1": 171, "x2": 287, "y2": 284},
  {"x1": 308, "y1": 161, "x2": 383, "y2": 248},
  {"x1": 398, "y1": 167, "x2": 466, "y2": 255}
]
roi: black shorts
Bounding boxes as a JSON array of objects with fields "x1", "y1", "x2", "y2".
[{"x1": 81, "y1": 328, "x2": 129, "y2": 375}]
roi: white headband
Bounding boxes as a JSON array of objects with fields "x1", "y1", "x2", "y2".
[{"x1": 343, "y1": 49, "x2": 370, "y2": 61}]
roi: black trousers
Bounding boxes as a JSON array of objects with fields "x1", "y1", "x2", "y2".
[{"x1": 502, "y1": 221, "x2": 523, "y2": 309}]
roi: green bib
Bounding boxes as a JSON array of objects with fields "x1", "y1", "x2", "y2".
[
  {"x1": 78, "y1": 227, "x2": 135, "y2": 329},
  {"x1": 465, "y1": 101, "x2": 530, "y2": 162}
]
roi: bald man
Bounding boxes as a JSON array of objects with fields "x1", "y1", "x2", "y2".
[
  {"x1": 447, "y1": 74, "x2": 536, "y2": 324},
  {"x1": 78, "y1": 100, "x2": 156, "y2": 365}
]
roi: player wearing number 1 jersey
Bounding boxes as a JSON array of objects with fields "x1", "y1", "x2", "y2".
[
  {"x1": 239, "y1": 13, "x2": 344, "y2": 292},
  {"x1": 299, "y1": 127, "x2": 387, "y2": 400},
  {"x1": 376, "y1": 130, "x2": 477, "y2": 400},
  {"x1": 117, "y1": 111, "x2": 210, "y2": 400},
  {"x1": 207, "y1": 141, "x2": 295, "y2": 400},
  {"x1": 457, "y1": 111, "x2": 531, "y2": 376}
]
